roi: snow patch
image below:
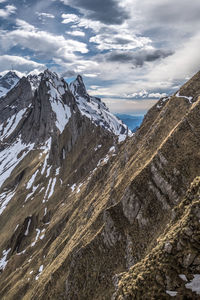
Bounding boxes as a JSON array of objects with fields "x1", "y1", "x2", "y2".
[
  {"x1": 70, "y1": 78, "x2": 131, "y2": 142},
  {"x1": 175, "y1": 91, "x2": 193, "y2": 103},
  {"x1": 35, "y1": 265, "x2": 43, "y2": 280},
  {"x1": 0, "y1": 189, "x2": 16, "y2": 215},
  {"x1": 26, "y1": 170, "x2": 39, "y2": 189},
  {"x1": 77, "y1": 183, "x2": 83, "y2": 193},
  {"x1": 46, "y1": 166, "x2": 52, "y2": 178},
  {"x1": 24, "y1": 218, "x2": 31, "y2": 236},
  {"x1": 0, "y1": 248, "x2": 11, "y2": 271},
  {"x1": 94, "y1": 144, "x2": 102, "y2": 151},
  {"x1": 0, "y1": 138, "x2": 34, "y2": 189},
  {"x1": 179, "y1": 274, "x2": 188, "y2": 282},
  {"x1": 40, "y1": 137, "x2": 52, "y2": 175},
  {"x1": 166, "y1": 290, "x2": 177, "y2": 297},
  {"x1": 55, "y1": 167, "x2": 60, "y2": 176},
  {"x1": 44, "y1": 178, "x2": 52, "y2": 201},
  {"x1": 156, "y1": 96, "x2": 169, "y2": 109},
  {"x1": 47, "y1": 78, "x2": 71, "y2": 133},
  {"x1": 31, "y1": 229, "x2": 41, "y2": 247},
  {"x1": 71, "y1": 183, "x2": 76, "y2": 192},
  {"x1": 185, "y1": 274, "x2": 200, "y2": 294},
  {"x1": 25, "y1": 184, "x2": 39, "y2": 202},
  {"x1": 48, "y1": 177, "x2": 56, "y2": 199},
  {"x1": 14, "y1": 224, "x2": 19, "y2": 232},
  {"x1": 1, "y1": 108, "x2": 27, "y2": 139},
  {"x1": 44, "y1": 207, "x2": 47, "y2": 216}
]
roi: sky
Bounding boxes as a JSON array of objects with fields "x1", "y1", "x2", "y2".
[{"x1": 0, "y1": 0, "x2": 200, "y2": 114}]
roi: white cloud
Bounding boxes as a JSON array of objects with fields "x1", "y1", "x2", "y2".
[
  {"x1": 36, "y1": 12, "x2": 55, "y2": 19},
  {"x1": 0, "y1": 19, "x2": 88, "y2": 62},
  {"x1": 0, "y1": 55, "x2": 45, "y2": 73},
  {"x1": 16, "y1": 19, "x2": 36, "y2": 31},
  {"x1": 89, "y1": 33, "x2": 151, "y2": 51},
  {"x1": 84, "y1": 73, "x2": 98, "y2": 78},
  {"x1": 61, "y1": 13, "x2": 80, "y2": 24},
  {"x1": 147, "y1": 33, "x2": 200, "y2": 83},
  {"x1": 0, "y1": 4, "x2": 16, "y2": 18},
  {"x1": 148, "y1": 92, "x2": 167, "y2": 98},
  {"x1": 66, "y1": 30, "x2": 85, "y2": 37},
  {"x1": 61, "y1": 13, "x2": 103, "y2": 32}
]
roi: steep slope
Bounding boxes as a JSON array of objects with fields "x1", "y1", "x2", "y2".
[
  {"x1": 113, "y1": 177, "x2": 200, "y2": 299},
  {"x1": 0, "y1": 71, "x2": 20, "y2": 97},
  {"x1": 70, "y1": 75, "x2": 131, "y2": 142},
  {"x1": 0, "y1": 70, "x2": 200, "y2": 300}
]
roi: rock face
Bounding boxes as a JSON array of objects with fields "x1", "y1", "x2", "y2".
[
  {"x1": 0, "y1": 71, "x2": 20, "y2": 97},
  {"x1": 70, "y1": 75, "x2": 132, "y2": 142},
  {"x1": 112, "y1": 177, "x2": 200, "y2": 299},
  {"x1": 0, "y1": 70, "x2": 200, "y2": 299}
]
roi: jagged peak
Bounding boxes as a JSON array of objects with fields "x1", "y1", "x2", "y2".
[
  {"x1": 42, "y1": 69, "x2": 59, "y2": 80},
  {"x1": 69, "y1": 74, "x2": 87, "y2": 96},
  {"x1": 3, "y1": 71, "x2": 19, "y2": 78},
  {"x1": 76, "y1": 74, "x2": 84, "y2": 83},
  {"x1": 0, "y1": 71, "x2": 20, "y2": 97},
  {"x1": 69, "y1": 74, "x2": 132, "y2": 141}
]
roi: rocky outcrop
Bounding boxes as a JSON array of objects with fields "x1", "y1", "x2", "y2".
[{"x1": 112, "y1": 177, "x2": 200, "y2": 299}]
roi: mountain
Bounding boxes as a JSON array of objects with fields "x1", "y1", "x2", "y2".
[
  {"x1": 115, "y1": 114, "x2": 144, "y2": 132},
  {"x1": 0, "y1": 71, "x2": 20, "y2": 97},
  {"x1": 70, "y1": 75, "x2": 132, "y2": 141},
  {"x1": 0, "y1": 69, "x2": 200, "y2": 299}
]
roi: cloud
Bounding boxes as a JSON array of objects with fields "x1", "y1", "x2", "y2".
[
  {"x1": 0, "y1": 4, "x2": 16, "y2": 18},
  {"x1": 61, "y1": 13, "x2": 103, "y2": 32},
  {"x1": 122, "y1": 0, "x2": 200, "y2": 46},
  {"x1": 148, "y1": 92, "x2": 167, "y2": 98},
  {"x1": 105, "y1": 49, "x2": 173, "y2": 67},
  {"x1": 0, "y1": 19, "x2": 88, "y2": 62},
  {"x1": 60, "y1": 0, "x2": 129, "y2": 25},
  {"x1": 66, "y1": 30, "x2": 85, "y2": 37},
  {"x1": 89, "y1": 33, "x2": 151, "y2": 51},
  {"x1": 61, "y1": 70, "x2": 77, "y2": 77},
  {"x1": 0, "y1": 55, "x2": 45, "y2": 73},
  {"x1": 61, "y1": 13, "x2": 80, "y2": 24},
  {"x1": 147, "y1": 33, "x2": 200, "y2": 83},
  {"x1": 16, "y1": 19, "x2": 36, "y2": 31},
  {"x1": 36, "y1": 12, "x2": 55, "y2": 19}
]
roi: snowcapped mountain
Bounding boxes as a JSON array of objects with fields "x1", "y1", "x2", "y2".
[
  {"x1": 0, "y1": 70, "x2": 131, "y2": 142},
  {"x1": 70, "y1": 75, "x2": 132, "y2": 142},
  {"x1": 0, "y1": 71, "x2": 20, "y2": 97},
  {"x1": 0, "y1": 68, "x2": 129, "y2": 193}
]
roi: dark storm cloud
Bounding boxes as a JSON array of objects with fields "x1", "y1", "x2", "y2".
[
  {"x1": 61, "y1": 0, "x2": 129, "y2": 25},
  {"x1": 105, "y1": 49, "x2": 173, "y2": 67}
]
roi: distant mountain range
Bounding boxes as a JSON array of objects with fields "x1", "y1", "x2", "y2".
[{"x1": 115, "y1": 114, "x2": 144, "y2": 132}]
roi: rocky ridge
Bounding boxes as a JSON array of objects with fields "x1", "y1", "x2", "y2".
[{"x1": 0, "y1": 70, "x2": 200, "y2": 299}]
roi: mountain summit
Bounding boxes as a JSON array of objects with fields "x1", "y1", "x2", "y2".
[
  {"x1": 0, "y1": 70, "x2": 200, "y2": 299},
  {"x1": 0, "y1": 71, "x2": 20, "y2": 97},
  {"x1": 70, "y1": 74, "x2": 131, "y2": 141}
]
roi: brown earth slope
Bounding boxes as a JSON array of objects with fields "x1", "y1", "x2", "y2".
[{"x1": 0, "y1": 71, "x2": 200, "y2": 299}]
